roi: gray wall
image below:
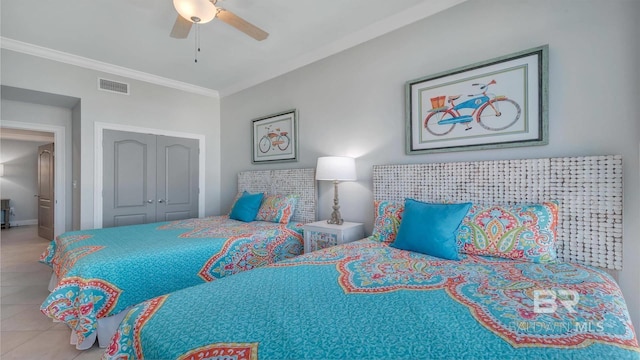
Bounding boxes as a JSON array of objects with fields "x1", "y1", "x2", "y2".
[
  {"x1": 1, "y1": 50, "x2": 222, "y2": 231},
  {"x1": 220, "y1": 0, "x2": 640, "y2": 327},
  {"x1": 0, "y1": 139, "x2": 51, "y2": 225}
]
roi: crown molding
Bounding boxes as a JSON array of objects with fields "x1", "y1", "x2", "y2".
[{"x1": 1, "y1": 37, "x2": 219, "y2": 98}]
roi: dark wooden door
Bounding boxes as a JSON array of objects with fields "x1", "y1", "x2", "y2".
[{"x1": 37, "y1": 143, "x2": 54, "y2": 240}]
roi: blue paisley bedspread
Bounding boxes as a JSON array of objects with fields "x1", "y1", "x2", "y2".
[
  {"x1": 39, "y1": 216, "x2": 304, "y2": 347},
  {"x1": 104, "y1": 238, "x2": 639, "y2": 360}
]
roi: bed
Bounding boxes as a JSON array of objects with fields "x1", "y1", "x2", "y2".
[
  {"x1": 39, "y1": 168, "x2": 317, "y2": 350},
  {"x1": 103, "y1": 156, "x2": 640, "y2": 359}
]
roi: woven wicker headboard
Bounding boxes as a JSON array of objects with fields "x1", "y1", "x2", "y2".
[
  {"x1": 373, "y1": 155, "x2": 623, "y2": 270},
  {"x1": 237, "y1": 168, "x2": 317, "y2": 224}
]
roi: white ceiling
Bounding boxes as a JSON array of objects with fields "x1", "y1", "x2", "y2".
[{"x1": 1, "y1": 0, "x2": 466, "y2": 97}]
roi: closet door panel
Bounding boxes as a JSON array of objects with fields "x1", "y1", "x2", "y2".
[
  {"x1": 156, "y1": 135, "x2": 199, "y2": 222},
  {"x1": 103, "y1": 130, "x2": 157, "y2": 228}
]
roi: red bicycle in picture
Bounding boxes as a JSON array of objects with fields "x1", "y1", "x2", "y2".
[
  {"x1": 258, "y1": 125, "x2": 290, "y2": 153},
  {"x1": 424, "y1": 80, "x2": 521, "y2": 136}
]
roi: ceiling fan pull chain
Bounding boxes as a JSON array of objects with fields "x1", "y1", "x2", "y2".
[{"x1": 194, "y1": 24, "x2": 201, "y2": 63}]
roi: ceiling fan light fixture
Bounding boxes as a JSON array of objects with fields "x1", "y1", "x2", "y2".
[{"x1": 173, "y1": 0, "x2": 217, "y2": 24}]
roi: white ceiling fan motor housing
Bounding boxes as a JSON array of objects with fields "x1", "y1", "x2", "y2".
[{"x1": 173, "y1": 0, "x2": 217, "y2": 24}]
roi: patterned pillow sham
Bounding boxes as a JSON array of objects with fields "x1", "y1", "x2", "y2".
[
  {"x1": 255, "y1": 194, "x2": 299, "y2": 224},
  {"x1": 371, "y1": 200, "x2": 404, "y2": 243},
  {"x1": 456, "y1": 202, "x2": 559, "y2": 263}
]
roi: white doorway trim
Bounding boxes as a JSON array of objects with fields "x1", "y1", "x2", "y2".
[
  {"x1": 1, "y1": 120, "x2": 66, "y2": 238},
  {"x1": 94, "y1": 122, "x2": 205, "y2": 228}
]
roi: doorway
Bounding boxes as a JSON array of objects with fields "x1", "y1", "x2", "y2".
[
  {"x1": 0, "y1": 123, "x2": 65, "y2": 239},
  {"x1": 93, "y1": 122, "x2": 205, "y2": 228},
  {"x1": 1, "y1": 86, "x2": 78, "y2": 238}
]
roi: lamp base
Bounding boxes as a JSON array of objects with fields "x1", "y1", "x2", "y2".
[
  {"x1": 327, "y1": 211, "x2": 344, "y2": 225},
  {"x1": 327, "y1": 180, "x2": 344, "y2": 225}
]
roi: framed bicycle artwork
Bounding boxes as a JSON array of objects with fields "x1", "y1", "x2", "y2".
[
  {"x1": 252, "y1": 109, "x2": 298, "y2": 164},
  {"x1": 405, "y1": 45, "x2": 548, "y2": 154}
]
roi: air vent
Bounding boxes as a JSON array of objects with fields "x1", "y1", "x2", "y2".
[{"x1": 98, "y1": 78, "x2": 130, "y2": 95}]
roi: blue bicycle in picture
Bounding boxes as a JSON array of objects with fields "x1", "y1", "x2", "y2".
[{"x1": 424, "y1": 80, "x2": 522, "y2": 136}]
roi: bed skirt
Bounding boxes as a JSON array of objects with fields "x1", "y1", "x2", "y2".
[{"x1": 48, "y1": 273, "x2": 128, "y2": 350}]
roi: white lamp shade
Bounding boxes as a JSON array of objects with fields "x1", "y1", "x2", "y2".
[
  {"x1": 315, "y1": 156, "x2": 356, "y2": 181},
  {"x1": 173, "y1": 0, "x2": 217, "y2": 23}
]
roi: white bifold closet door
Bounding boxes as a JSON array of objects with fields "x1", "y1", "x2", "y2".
[{"x1": 102, "y1": 129, "x2": 199, "y2": 228}]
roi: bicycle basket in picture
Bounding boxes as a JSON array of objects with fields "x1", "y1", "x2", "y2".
[{"x1": 430, "y1": 96, "x2": 446, "y2": 109}]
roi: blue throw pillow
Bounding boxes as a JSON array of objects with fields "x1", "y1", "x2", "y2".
[
  {"x1": 229, "y1": 191, "x2": 264, "y2": 222},
  {"x1": 391, "y1": 199, "x2": 472, "y2": 260}
]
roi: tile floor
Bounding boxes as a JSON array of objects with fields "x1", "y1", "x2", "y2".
[{"x1": 1, "y1": 225, "x2": 103, "y2": 359}]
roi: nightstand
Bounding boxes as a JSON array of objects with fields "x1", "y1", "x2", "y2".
[{"x1": 303, "y1": 220, "x2": 364, "y2": 253}]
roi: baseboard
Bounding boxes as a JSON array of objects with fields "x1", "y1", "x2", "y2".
[{"x1": 9, "y1": 219, "x2": 38, "y2": 227}]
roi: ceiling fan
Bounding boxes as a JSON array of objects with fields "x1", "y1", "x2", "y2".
[{"x1": 170, "y1": 0, "x2": 269, "y2": 41}]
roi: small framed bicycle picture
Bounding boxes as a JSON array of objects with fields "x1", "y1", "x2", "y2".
[
  {"x1": 252, "y1": 109, "x2": 298, "y2": 164},
  {"x1": 405, "y1": 45, "x2": 548, "y2": 154}
]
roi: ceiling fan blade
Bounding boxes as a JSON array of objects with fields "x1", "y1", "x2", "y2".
[
  {"x1": 170, "y1": 15, "x2": 193, "y2": 39},
  {"x1": 216, "y1": 9, "x2": 269, "y2": 41}
]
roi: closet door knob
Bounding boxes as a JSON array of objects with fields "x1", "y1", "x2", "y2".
[
  {"x1": 147, "y1": 199, "x2": 154, "y2": 203},
  {"x1": 158, "y1": 199, "x2": 165, "y2": 203}
]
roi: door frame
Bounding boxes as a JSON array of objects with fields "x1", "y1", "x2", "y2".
[
  {"x1": 94, "y1": 122, "x2": 205, "y2": 229},
  {"x1": 1, "y1": 120, "x2": 66, "y2": 237}
]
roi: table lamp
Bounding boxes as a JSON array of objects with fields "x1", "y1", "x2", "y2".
[{"x1": 315, "y1": 156, "x2": 356, "y2": 225}]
